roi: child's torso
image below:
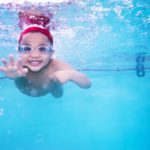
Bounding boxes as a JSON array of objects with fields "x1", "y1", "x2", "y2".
[{"x1": 15, "y1": 59, "x2": 58, "y2": 97}]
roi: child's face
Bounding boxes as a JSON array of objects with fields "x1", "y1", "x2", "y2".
[{"x1": 19, "y1": 32, "x2": 53, "y2": 72}]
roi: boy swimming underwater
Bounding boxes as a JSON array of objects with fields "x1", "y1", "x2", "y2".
[{"x1": 0, "y1": 10, "x2": 91, "y2": 98}]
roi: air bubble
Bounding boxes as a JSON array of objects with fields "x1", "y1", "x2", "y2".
[
  {"x1": 0, "y1": 108, "x2": 4, "y2": 116},
  {"x1": 30, "y1": 89, "x2": 37, "y2": 96}
]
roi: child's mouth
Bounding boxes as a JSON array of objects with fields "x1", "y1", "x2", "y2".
[{"x1": 29, "y1": 60, "x2": 42, "y2": 67}]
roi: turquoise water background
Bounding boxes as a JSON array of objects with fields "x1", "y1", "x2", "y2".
[{"x1": 0, "y1": 0, "x2": 150, "y2": 150}]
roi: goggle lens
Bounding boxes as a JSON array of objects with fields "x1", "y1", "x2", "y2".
[{"x1": 18, "y1": 45, "x2": 53, "y2": 54}]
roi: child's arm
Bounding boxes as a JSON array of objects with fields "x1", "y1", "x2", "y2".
[
  {"x1": 49, "y1": 69, "x2": 91, "y2": 98},
  {"x1": 68, "y1": 70, "x2": 91, "y2": 88},
  {"x1": 49, "y1": 59, "x2": 91, "y2": 89},
  {"x1": 0, "y1": 55, "x2": 28, "y2": 79},
  {"x1": 50, "y1": 70, "x2": 91, "y2": 88}
]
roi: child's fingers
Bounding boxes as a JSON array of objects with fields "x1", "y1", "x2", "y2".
[
  {"x1": 22, "y1": 68, "x2": 28, "y2": 74},
  {"x1": 19, "y1": 68, "x2": 28, "y2": 77},
  {"x1": 16, "y1": 59, "x2": 28, "y2": 76},
  {"x1": 1, "y1": 58, "x2": 8, "y2": 67},
  {"x1": 49, "y1": 75, "x2": 60, "y2": 85},
  {"x1": 16, "y1": 59, "x2": 23, "y2": 69},
  {"x1": 9, "y1": 54, "x2": 15, "y2": 66}
]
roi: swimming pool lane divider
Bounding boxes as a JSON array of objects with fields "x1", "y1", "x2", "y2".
[
  {"x1": 136, "y1": 52, "x2": 146, "y2": 77},
  {"x1": 0, "y1": 53, "x2": 148, "y2": 79},
  {"x1": 79, "y1": 67, "x2": 149, "y2": 76},
  {"x1": 0, "y1": 67, "x2": 149, "y2": 80},
  {"x1": 79, "y1": 53, "x2": 147, "y2": 77}
]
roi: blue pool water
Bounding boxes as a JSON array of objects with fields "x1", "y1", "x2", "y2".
[{"x1": 0, "y1": 0, "x2": 150, "y2": 150}]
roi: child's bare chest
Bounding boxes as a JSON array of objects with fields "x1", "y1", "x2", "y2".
[{"x1": 15, "y1": 75, "x2": 54, "y2": 97}]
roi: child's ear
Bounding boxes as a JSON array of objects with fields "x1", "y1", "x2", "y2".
[
  {"x1": 50, "y1": 50, "x2": 56, "y2": 59},
  {"x1": 50, "y1": 49, "x2": 54, "y2": 56}
]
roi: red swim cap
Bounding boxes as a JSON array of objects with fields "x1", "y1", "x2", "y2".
[{"x1": 19, "y1": 26, "x2": 53, "y2": 45}]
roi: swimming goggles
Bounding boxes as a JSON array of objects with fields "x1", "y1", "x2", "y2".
[{"x1": 18, "y1": 45, "x2": 53, "y2": 54}]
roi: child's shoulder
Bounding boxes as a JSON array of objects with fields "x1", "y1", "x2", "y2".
[{"x1": 50, "y1": 59, "x2": 72, "y2": 70}]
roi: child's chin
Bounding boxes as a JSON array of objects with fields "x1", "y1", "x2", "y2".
[
  {"x1": 29, "y1": 67, "x2": 42, "y2": 72},
  {"x1": 27, "y1": 63, "x2": 49, "y2": 72}
]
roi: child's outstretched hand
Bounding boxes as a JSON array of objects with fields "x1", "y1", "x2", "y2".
[
  {"x1": 0, "y1": 55, "x2": 28, "y2": 79},
  {"x1": 49, "y1": 70, "x2": 70, "y2": 85}
]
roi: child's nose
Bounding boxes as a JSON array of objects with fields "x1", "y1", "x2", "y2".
[{"x1": 30, "y1": 49, "x2": 40, "y2": 57}]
